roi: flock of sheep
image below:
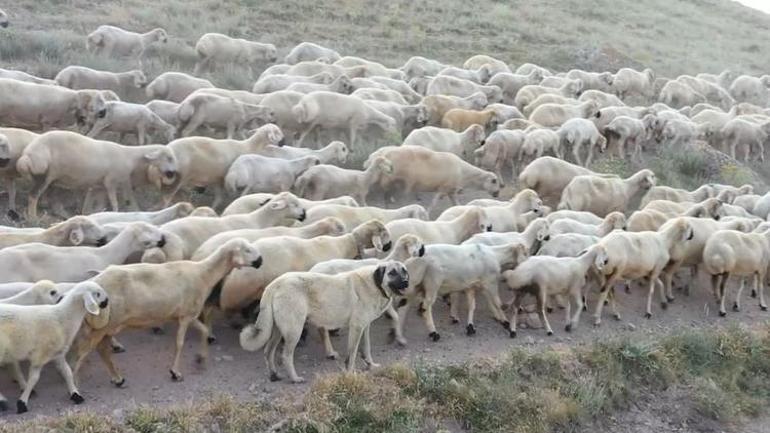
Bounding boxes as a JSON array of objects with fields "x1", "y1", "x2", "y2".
[{"x1": 1, "y1": 14, "x2": 770, "y2": 416}]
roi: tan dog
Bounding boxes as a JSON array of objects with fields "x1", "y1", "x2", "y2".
[{"x1": 240, "y1": 261, "x2": 409, "y2": 383}]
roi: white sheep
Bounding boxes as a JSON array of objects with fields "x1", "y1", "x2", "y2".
[
  {"x1": 640, "y1": 185, "x2": 716, "y2": 207},
  {"x1": 88, "y1": 202, "x2": 195, "y2": 225},
  {"x1": 519, "y1": 156, "x2": 601, "y2": 207},
  {"x1": 437, "y1": 65, "x2": 491, "y2": 84},
  {"x1": 258, "y1": 90, "x2": 306, "y2": 143},
  {"x1": 368, "y1": 76, "x2": 423, "y2": 103},
  {"x1": 145, "y1": 99, "x2": 180, "y2": 128},
  {"x1": 658, "y1": 80, "x2": 706, "y2": 109},
  {"x1": 0, "y1": 69, "x2": 56, "y2": 86},
  {"x1": 225, "y1": 154, "x2": 319, "y2": 195},
  {"x1": 352, "y1": 87, "x2": 408, "y2": 104},
  {"x1": 720, "y1": 117, "x2": 767, "y2": 162},
  {"x1": 729, "y1": 75, "x2": 769, "y2": 106},
  {"x1": 566, "y1": 70, "x2": 614, "y2": 92},
  {"x1": 402, "y1": 56, "x2": 448, "y2": 80},
  {"x1": 549, "y1": 212, "x2": 626, "y2": 237},
  {"x1": 522, "y1": 93, "x2": 579, "y2": 117},
  {"x1": 463, "y1": 55, "x2": 511, "y2": 76},
  {"x1": 402, "y1": 124, "x2": 485, "y2": 157},
  {"x1": 426, "y1": 75, "x2": 503, "y2": 102},
  {"x1": 0, "y1": 127, "x2": 39, "y2": 219},
  {"x1": 578, "y1": 89, "x2": 625, "y2": 109},
  {"x1": 0, "y1": 281, "x2": 109, "y2": 413},
  {"x1": 303, "y1": 203, "x2": 427, "y2": 231},
  {"x1": 294, "y1": 155, "x2": 392, "y2": 206},
  {"x1": 513, "y1": 80, "x2": 582, "y2": 110},
  {"x1": 422, "y1": 92, "x2": 487, "y2": 126},
  {"x1": 54, "y1": 66, "x2": 147, "y2": 100},
  {"x1": 284, "y1": 42, "x2": 342, "y2": 64},
  {"x1": 0, "y1": 215, "x2": 108, "y2": 250},
  {"x1": 437, "y1": 189, "x2": 544, "y2": 232},
  {"x1": 259, "y1": 140, "x2": 349, "y2": 165},
  {"x1": 288, "y1": 74, "x2": 355, "y2": 94},
  {"x1": 559, "y1": 169, "x2": 656, "y2": 217},
  {"x1": 252, "y1": 72, "x2": 334, "y2": 94},
  {"x1": 473, "y1": 129, "x2": 526, "y2": 181},
  {"x1": 177, "y1": 93, "x2": 274, "y2": 139},
  {"x1": 145, "y1": 72, "x2": 214, "y2": 103},
  {"x1": 86, "y1": 25, "x2": 167, "y2": 63},
  {"x1": 487, "y1": 71, "x2": 544, "y2": 105},
  {"x1": 364, "y1": 101, "x2": 429, "y2": 138},
  {"x1": 545, "y1": 210, "x2": 603, "y2": 225},
  {"x1": 386, "y1": 208, "x2": 491, "y2": 245},
  {"x1": 529, "y1": 100, "x2": 600, "y2": 128},
  {"x1": 463, "y1": 217, "x2": 551, "y2": 256},
  {"x1": 612, "y1": 68, "x2": 656, "y2": 101},
  {"x1": 518, "y1": 128, "x2": 562, "y2": 167},
  {"x1": 222, "y1": 193, "x2": 358, "y2": 216},
  {"x1": 87, "y1": 100, "x2": 176, "y2": 145},
  {"x1": 557, "y1": 117, "x2": 607, "y2": 166},
  {"x1": 194, "y1": 33, "x2": 277, "y2": 74}
]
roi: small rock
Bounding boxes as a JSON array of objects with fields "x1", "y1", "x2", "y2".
[
  {"x1": 152, "y1": 386, "x2": 160, "y2": 391},
  {"x1": 221, "y1": 355, "x2": 234, "y2": 362},
  {"x1": 525, "y1": 336, "x2": 536, "y2": 345},
  {"x1": 626, "y1": 323, "x2": 637, "y2": 331}
]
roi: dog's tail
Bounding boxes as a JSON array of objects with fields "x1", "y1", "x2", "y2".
[{"x1": 239, "y1": 292, "x2": 274, "y2": 352}]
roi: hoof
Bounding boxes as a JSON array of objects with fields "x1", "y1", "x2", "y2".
[
  {"x1": 582, "y1": 305, "x2": 588, "y2": 311},
  {"x1": 451, "y1": 317, "x2": 460, "y2": 324},
  {"x1": 546, "y1": 330, "x2": 554, "y2": 336},
  {"x1": 501, "y1": 320, "x2": 510, "y2": 329},
  {"x1": 417, "y1": 304, "x2": 426, "y2": 314},
  {"x1": 719, "y1": 311, "x2": 727, "y2": 317},
  {"x1": 613, "y1": 313, "x2": 622, "y2": 321},
  {"x1": 387, "y1": 328, "x2": 396, "y2": 343},
  {"x1": 466, "y1": 324, "x2": 476, "y2": 336},
  {"x1": 6, "y1": 209, "x2": 20, "y2": 222},
  {"x1": 396, "y1": 337, "x2": 408, "y2": 347},
  {"x1": 604, "y1": 300, "x2": 609, "y2": 306},
  {"x1": 0, "y1": 400, "x2": 7, "y2": 412},
  {"x1": 151, "y1": 327, "x2": 164, "y2": 335},
  {"x1": 328, "y1": 329, "x2": 340, "y2": 337},
  {"x1": 16, "y1": 400, "x2": 27, "y2": 414},
  {"x1": 326, "y1": 353, "x2": 338, "y2": 360},
  {"x1": 112, "y1": 378, "x2": 126, "y2": 388},
  {"x1": 660, "y1": 302, "x2": 668, "y2": 310},
  {"x1": 667, "y1": 296, "x2": 675, "y2": 303},
  {"x1": 546, "y1": 307, "x2": 553, "y2": 314},
  {"x1": 429, "y1": 332, "x2": 440, "y2": 342},
  {"x1": 593, "y1": 322, "x2": 602, "y2": 328},
  {"x1": 291, "y1": 377, "x2": 306, "y2": 384},
  {"x1": 565, "y1": 324, "x2": 572, "y2": 333},
  {"x1": 751, "y1": 290, "x2": 758, "y2": 299},
  {"x1": 733, "y1": 302, "x2": 740, "y2": 312},
  {"x1": 761, "y1": 305, "x2": 768, "y2": 312},
  {"x1": 509, "y1": 330, "x2": 517, "y2": 338},
  {"x1": 195, "y1": 354, "x2": 205, "y2": 364},
  {"x1": 624, "y1": 285, "x2": 631, "y2": 294},
  {"x1": 269, "y1": 372, "x2": 281, "y2": 382},
  {"x1": 644, "y1": 313, "x2": 652, "y2": 319},
  {"x1": 70, "y1": 392, "x2": 85, "y2": 405},
  {"x1": 111, "y1": 345, "x2": 126, "y2": 354},
  {"x1": 170, "y1": 370, "x2": 183, "y2": 382},
  {"x1": 207, "y1": 336, "x2": 217, "y2": 345}
]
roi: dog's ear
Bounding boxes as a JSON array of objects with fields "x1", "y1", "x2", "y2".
[{"x1": 373, "y1": 265, "x2": 386, "y2": 289}]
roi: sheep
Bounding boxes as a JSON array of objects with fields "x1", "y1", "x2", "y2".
[
  {"x1": 612, "y1": 68, "x2": 656, "y2": 101},
  {"x1": 578, "y1": 89, "x2": 625, "y2": 109},
  {"x1": 258, "y1": 64, "x2": 291, "y2": 79},
  {"x1": 87, "y1": 100, "x2": 176, "y2": 145},
  {"x1": 0, "y1": 215, "x2": 107, "y2": 250},
  {"x1": 513, "y1": 80, "x2": 583, "y2": 110},
  {"x1": 592, "y1": 218, "x2": 694, "y2": 325},
  {"x1": 402, "y1": 56, "x2": 448, "y2": 79},
  {"x1": 288, "y1": 74, "x2": 355, "y2": 95},
  {"x1": 603, "y1": 115, "x2": 654, "y2": 161},
  {"x1": 640, "y1": 185, "x2": 716, "y2": 207},
  {"x1": 504, "y1": 245, "x2": 602, "y2": 336},
  {"x1": 518, "y1": 157, "x2": 601, "y2": 207},
  {"x1": 89, "y1": 202, "x2": 194, "y2": 225},
  {"x1": 352, "y1": 88, "x2": 408, "y2": 104},
  {"x1": 473, "y1": 129, "x2": 526, "y2": 181},
  {"x1": 732, "y1": 194, "x2": 762, "y2": 213},
  {"x1": 366, "y1": 145, "x2": 500, "y2": 210},
  {"x1": 368, "y1": 76, "x2": 424, "y2": 103},
  {"x1": 441, "y1": 108, "x2": 498, "y2": 132},
  {"x1": 410, "y1": 76, "x2": 433, "y2": 94},
  {"x1": 557, "y1": 117, "x2": 607, "y2": 166},
  {"x1": 145, "y1": 100, "x2": 180, "y2": 128},
  {"x1": 592, "y1": 105, "x2": 652, "y2": 131},
  {"x1": 86, "y1": 25, "x2": 167, "y2": 62},
  {"x1": 549, "y1": 212, "x2": 626, "y2": 237},
  {"x1": 463, "y1": 54, "x2": 511, "y2": 76},
  {"x1": 364, "y1": 101, "x2": 429, "y2": 138},
  {"x1": 0, "y1": 69, "x2": 55, "y2": 85},
  {"x1": 334, "y1": 56, "x2": 404, "y2": 80},
  {"x1": 225, "y1": 155, "x2": 319, "y2": 195},
  {"x1": 559, "y1": 169, "x2": 656, "y2": 217},
  {"x1": 194, "y1": 33, "x2": 276, "y2": 74},
  {"x1": 258, "y1": 90, "x2": 305, "y2": 143},
  {"x1": 426, "y1": 75, "x2": 502, "y2": 102},
  {"x1": 386, "y1": 208, "x2": 492, "y2": 246},
  {"x1": 222, "y1": 194, "x2": 358, "y2": 216},
  {"x1": 252, "y1": 72, "x2": 333, "y2": 94},
  {"x1": 537, "y1": 233, "x2": 599, "y2": 258},
  {"x1": 284, "y1": 42, "x2": 341, "y2": 64},
  {"x1": 145, "y1": 72, "x2": 214, "y2": 103},
  {"x1": 522, "y1": 93, "x2": 580, "y2": 117},
  {"x1": 294, "y1": 156, "x2": 392, "y2": 206},
  {"x1": 142, "y1": 192, "x2": 306, "y2": 262},
  {"x1": 676, "y1": 76, "x2": 735, "y2": 110},
  {"x1": 488, "y1": 71, "x2": 544, "y2": 105},
  {"x1": 422, "y1": 92, "x2": 487, "y2": 126},
  {"x1": 643, "y1": 198, "x2": 724, "y2": 219},
  {"x1": 292, "y1": 91, "x2": 397, "y2": 148},
  {"x1": 0, "y1": 281, "x2": 109, "y2": 413},
  {"x1": 218, "y1": 220, "x2": 391, "y2": 313},
  {"x1": 437, "y1": 189, "x2": 544, "y2": 230},
  {"x1": 54, "y1": 66, "x2": 146, "y2": 100},
  {"x1": 499, "y1": 118, "x2": 540, "y2": 130},
  {"x1": 545, "y1": 210, "x2": 603, "y2": 225},
  {"x1": 437, "y1": 65, "x2": 491, "y2": 84},
  {"x1": 72, "y1": 238, "x2": 262, "y2": 386},
  {"x1": 403, "y1": 124, "x2": 484, "y2": 157},
  {"x1": 518, "y1": 128, "x2": 562, "y2": 167},
  {"x1": 16, "y1": 131, "x2": 178, "y2": 219},
  {"x1": 703, "y1": 229, "x2": 770, "y2": 316},
  {"x1": 720, "y1": 203, "x2": 755, "y2": 218},
  {"x1": 0, "y1": 78, "x2": 106, "y2": 130},
  {"x1": 0, "y1": 221, "x2": 164, "y2": 283},
  {"x1": 697, "y1": 70, "x2": 737, "y2": 89},
  {"x1": 658, "y1": 80, "x2": 706, "y2": 109},
  {"x1": 159, "y1": 124, "x2": 283, "y2": 208},
  {"x1": 176, "y1": 93, "x2": 274, "y2": 139},
  {"x1": 400, "y1": 243, "x2": 527, "y2": 340},
  {"x1": 463, "y1": 217, "x2": 550, "y2": 254},
  {"x1": 284, "y1": 61, "x2": 367, "y2": 79},
  {"x1": 259, "y1": 140, "x2": 349, "y2": 165},
  {"x1": 720, "y1": 117, "x2": 767, "y2": 162},
  {"x1": 729, "y1": 75, "x2": 769, "y2": 106},
  {"x1": 529, "y1": 100, "x2": 600, "y2": 128},
  {"x1": 304, "y1": 204, "x2": 428, "y2": 232},
  {"x1": 626, "y1": 209, "x2": 670, "y2": 232},
  {"x1": 566, "y1": 70, "x2": 614, "y2": 92},
  {"x1": 0, "y1": 127, "x2": 39, "y2": 219},
  {"x1": 751, "y1": 193, "x2": 770, "y2": 219}
]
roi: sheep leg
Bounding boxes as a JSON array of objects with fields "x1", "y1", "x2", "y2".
[
  {"x1": 5, "y1": 177, "x2": 18, "y2": 221},
  {"x1": 734, "y1": 278, "x2": 746, "y2": 311},
  {"x1": 718, "y1": 273, "x2": 729, "y2": 317},
  {"x1": 169, "y1": 318, "x2": 193, "y2": 381},
  {"x1": 616, "y1": 137, "x2": 626, "y2": 159},
  {"x1": 296, "y1": 123, "x2": 317, "y2": 147},
  {"x1": 360, "y1": 326, "x2": 379, "y2": 368},
  {"x1": 536, "y1": 288, "x2": 553, "y2": 336},
  {"x1": 94, "y1": 336, "x2": 125, "y2": 386},
  {"x1": 87, "y1": 120, "x2": 109, "y2": 138},
  {"x1": 319, "y1": 327, "x2": 339, "y2": 360},
  {"x1": 465, "y1": 290, "x2": 477, "y2": 335},
  {"x1": 345, "y1": 324, "x2": 365, "y2": 372},
  {"x1": 585, "y1": 141, "x2": 595, "y2": 167},
  {"x1": 226, "y1": 122, "x2": 236, "y2": 140},
  {"x1": 567, "y1": 289, "x2": 583, "y2": 332},
  {"x1": 27, "y1": 176, "x2": 54, "y2": 221},
  {"x1": 211, "y1": 184, "x2": 225, "y2": 210},
  {"x1": 348, "y1": 125, "x2": 357, "y2": 149},
  {"x1": 281, "y1": 326, "x2": 304, "y2": 383},
  {"x1": 53, "y1": 356, "x2": 83, "y2": 404},
  {"x1": 137, "y1": 124, "x2": 147, "y2": 146},
  {"x1": 265, "y1": 332, "x2": 282, "y2": 381},
  {"x1": 644, "y1": 276, "x2": 658, "y2": 319},
  {"x1": 420, "y1": 290, "x2": 440, "y2": 341},
  {"x1": 191, "y1": 319, "x2": 210, "y2": 365},
  {"x1": 756, "y1": 272, "x2": 767, "y2": 311},
  {"x1": 105, "y1": 181, "x2": 120, "y2": 211},
  {"x1": 9, "y1": 362, "x2": 26, "y2": 391},
  {"x1": 385, "y1": 304, "x2": 407, "y2": 346},
  {"x1": 563, "y1": 293, "x2": 572, "y2": 330},
  {"x1": 448, "y1": 292, "x2": 460, "y2": 323},
  {"x1": 482, "y1": 287, "x2": 509, "y2": 325},
  {"x1": 572, "y1": 141, "x2": 583, "y2": 167},
  {"x1": 428, "y1": 193, "x2": 445, "y2": 212},
  {"x1": 16, "y1": 364, "x2": 42, "y2": 413},
  {"x1": 593, "y1": 278, "x2": 616, "y2": 326},
  {"x1": 508, "y1": 292, "x2": 523, "y2": 338}
]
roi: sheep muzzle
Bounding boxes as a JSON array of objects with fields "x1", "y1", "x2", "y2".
[
  {"x1": 382, "y1": 240, "x2": 392, "y2": 252},
  {"x1": 96, "y1": 236, "x2": 108, "y2": 247},
  {"x1": 99, "y1": 299, "x2": 109, "y2": 309},
  {"x1": 418, "y1": 245, "x2": 425, "y2": 257},
  {"x1": 157, "y1": 235, "x2": 166, "y2": 248},
  {"x1": 251, "y1": 256, "x2": 263, "y2": 269}
]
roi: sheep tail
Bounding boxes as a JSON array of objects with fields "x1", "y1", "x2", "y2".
[
  {"x1": 293, "y1": 173, "x2": 310, "y2": 198},
  {"x1": 291, "y1": 102, "x2": 307, "y2": 124},
  {"x1": 176, "y1": 98, "x2": 195, "y2": 129},
  {"x1": 239, "y1": 293, "x2": 274, "y2": 351},
  {"x1": 15, "y1": 152, "x2": 47, "y2": 179}
]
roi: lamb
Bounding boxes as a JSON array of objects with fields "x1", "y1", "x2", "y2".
[
  {"x1": 487, "y1": 71, "x2": 544, "y2": 105},
  {"x1": 252, "y1": 72, "x2": 334, "y2": 94},
  {"x1": 522, "y1": 94, "x2": 579, "y2": 117},
  {"x1": 54, "y1": 66, "x2": 147, "y2": 100},
  {"x1": 284, "y1": 42, "x2": 341, "y2": 64},
  {"x1": 473, "y1": 129, "x2": 526, "y2": 181},
  {"x1": 437, "y1": 65, "x2": 491, "y2": 84},
  {"x1": 0, "y1": 127, "x2": 39, "y2": 219},
  {"x1": 402, "y1": 124, "x2": 485, "y2": 157},
  {"x1": 258, "y1": 90, "x2": 306, "y2": 143},
  {"x1": 292, "y1": 91, "x2": 397, "y2": 148},
  {"x1": 386, "y1": 208, "x2": 492, "y2": 245},
  {"x1": 16, "y1": 131, "x2": 178, "y2": 219},
  {"x1": 703, "y1": 229, "x2": 770, "y2": 316},
  {"x1": 422, "y1": 92, "x2": 487, "y2": 126},
  {"x1": 729, "y1": 75, "x2": 769, "y2": 106},
  {"x1": 142, "y1": 192, "x2": 306, "y2": 262},
  {"x1": 0, "y1": 221, "x2": 164, "y2": 283},
  {"x1": 177, "y1": 93, "x2": 274, "y2": 139},
  {"x1": 566, "y1": 70, "x2": 614, "y2": 93},
  {"x1": 0, "y1": 69, "x2": 56, "y2": 85},
  {"x1": 513, "y1": 80, "x2": 583, "y2": 110},
  {"x1": 518, "y1": 128, "x2": 562, "y2": 167},
  {"x1": 368, "y1": 76, "x2": 423, "y2": 103},
  {"x1": 426, "y1": 75, "x2": 503, "y2": 102},
  {"x1": 0, "y1": 281, "x2": 109, "y2": 413},
  {"x1": 88, "y1": 202, "x2": 195, "y2": 225},
  {"x1": 612, "y1": 68, "x2": 656, "y2": 101},
  {"x1": 592, "y1": 218, "x2": 694, "y2": 325},
  {"x1": 288, "y1": 75, "x2": 355, "y2": 94},
  {"x1": 441, "y1": 108, "x2": 498, "y2": 132},
  {"x1": 549, "y1": 212, "x2": 626, "y2": 236},
  {"x1": 529, "y1": 100, "x2": 600, "y2": 128},
  {"x1": 363, "y1": 101, "x2": 429, "y2": 137},
  {"x1": 365, "y1": 145, "x2": 500, "y2": 210},
  {"x1": 545, "y1": 210, "x2": 603, "y2": 225},
  {"x1": 0, "y1": 215, "x2": 108, "y2": 250},
  {"x1": 437, "y1": 189, "x2": 544, "y2": 232},
  {"x1": 87, "y1": 100, "x2": 176, "y2": 145},
  {"x1": 86, "y1": 25, "x2": 167, "y2": 62},
  {"x1": 259, "y1": 140, "x2": 349, "y2": 165},
  {"x1": 400, "y1": 243, "x2": 527, "y2": 340},
  {"x1": 159, "y1": 124, "x2": 283, "y2": 208},
  {"x1": 463, "y1": 217, "x2": 550, "y2": 255},
  {"x1": 194, "y1": 33, "x2": 277, "y2": 74},
  {"x1": 218, "y1": 220, "x2": 392, "y2": 312},
  {"x1": 294, "y1": 156, "x2": 392, "y2": 206},
  {"x1": 643, "y1": 198, "x2": 724, "y2": 219},
  {"x1": 559, "y1": 169, "x2": 656, "y2": 217},
  {"x1": 0, "y1": 280, "x2": 65, "y2": 306},
  {"x1": 225, "y1": 155, "x2": 320, "y2": 195},
  {"x1": 334, "y1": 56, "x2": 404, "y2": 80},
  {"x1": 145, "y1": 72, "x2": 214, "y2": 103},
  {"x1": 72, "y1": 238, "x2": 262, "y2": 386},
  {"x1": 463, "y1": 55, "x2": 511, "y2": 76},
  {"x1": 504, "y1": 246, "x2": 602, "y2": 336},
  {"x1": 658, "y1": 80, "x2": 707, "y2": 109},
  {"x1": 519, "y1": 156, "x2": 601, "y2": 207},
  {"x1": 537, "y1": 233, "x2": 599, "y2": 258},
  {"x1": 222, "y1": 193, "x2": 358, "y2": 216},
  {"x1": 720, "y1": 117, "x2": 767, "y2": 162},
  {"x1": 603, "y1": 115, "x2": 655, "y2": 161},
  {"x1": 0, "y1": 78, "x2": 106, "y2": 130},
  {"x1": 578, "y1": 90, "x2": 625, "y2": 109},
  {"x1": 352, "y1": 87, "x2": 408, "y2": 104},
  {"x1": 145, "y1": 100, "x2": 181, "y2": 128},
  {"x1": 402, "y1": 56, "x2": 448, "y2": 79},
  {"x1": 557, "y1": 117, "x2": 607, "y2": 166}
]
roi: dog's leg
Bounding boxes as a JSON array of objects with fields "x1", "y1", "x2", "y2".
[
  {"x1": 281, "y1": 327, "x2": 304, "y2": 384},
  {"x1": 360, "y1": 325, "x2": 380, "y2": 369},
  {"x1": 385, "y1": 304, "x2": 407, "y2": 346},
  {"x1": 345, "y1": 324, "x2": 365, "y2": 372},
  {"x1": 465, "y1": 290, "x2": 477, "y2": 336},
  {"x1": 265, "y1": 332, "x2": 282, "y2": 382}
]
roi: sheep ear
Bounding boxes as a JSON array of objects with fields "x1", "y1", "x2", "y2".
[
  {"x1": 372, "y1": 234, "x2": 384, "y2": 251},
  {"x1": 144, "y1": 150, "x2": 160, "y2": 161},
  {"x1": 83, "y1": 292, "x2": 100, "y2": 316},
  {"x1": 269, "y1": 199, "x2": 287, "y2": 210},
  {"x1": 69, "y1": 226, "x2": 85, "y2": 245}
]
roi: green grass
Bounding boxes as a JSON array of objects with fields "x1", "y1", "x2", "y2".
[{"x1": 4, "y1": 326, "x2": 770, "y2": 433}]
